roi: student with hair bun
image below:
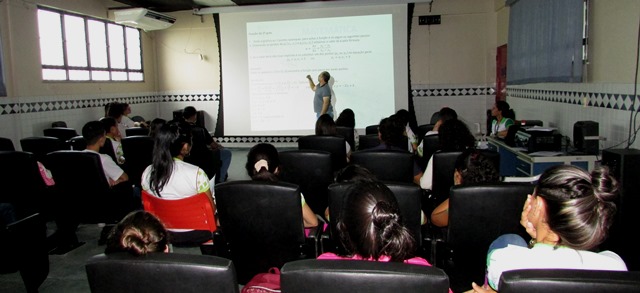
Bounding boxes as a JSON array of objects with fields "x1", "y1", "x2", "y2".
[
  {"x1": 245, "y1": 143, "x2": 318, "y2": 228},
  {"x1": 469, "y1": 165, "x2": 628, "y2": 293},
  {"x1": 105, "y1": 210, "x2": 170, "y2": 256},
  {"x1": 318, "y1": 180, "x2": 429, "y2": 264}
]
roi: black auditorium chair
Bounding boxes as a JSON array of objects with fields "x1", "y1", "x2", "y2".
[
  {"x1": 365, "y1": 124, "x2": 379, "y2": 135},
  {"x1": 357, "y1": 134, "x2": 381, "y2": 150},
  {"x1": 0, "y1": 213, "x2": 50, "y2": 293},
  {"x1": 278, "y1": 149, "x2": 333, "y2": 218},
  {"x1": 214, "y1": 180, "x2": 319, "y2": 284},
  {"x1": 297, "y1": 135, "x2": 347, "y2": 172},
  {"x1": 416, "y1": 123, "x2": 435, "y2": 140},
  {"x1": 336, "y1": 126, "x2": 355, "y2": 151},
  {"x1": 417, "y1": 133, "x2": 439, "y2": 169},
  {"x1": 0, "y1": 137, "x2": 15, "y2": 151},
  {"x1": 350, "y1": 150, "x2": 414, "y2": 183},
  {"x1": 498, "y1": 269, "x2": 640, "y2": 293},
  {"x1": 185, "y1": 126, "x2": 221, "y2": 182},
  {"x1": 125, "y1": 127, "x2": 149, "y2": 137},
  {"x1": 121, "y1": 135, "x2": 154, "y2": 189},
  {"x1": 99, "y1": 137, "x2": 119, "y2": 165},
  {"x1": 434, "y1": 182, "x2": 534, "y2": 292},
  {"x1": 68, "y1": 135, "x2": 87, "y2": 151},
  {"x1": 46, "y1": 150, "x2": 138, "y2": 250},
  {"x1": 0, "y1": 151, "x2": 50, "y2": 219},
  {"x1": 20, "y1": 136, "x2": 66, "y2": 164},
  {"x1": 43, "y1": 127, "x2": 78, "y2": 142},
  {"x1": 281, "y1": 259, "x2": 450, "y2": 293},
  {"x1": 85, "y1": 252, "x2": 239, "y2": 293}
]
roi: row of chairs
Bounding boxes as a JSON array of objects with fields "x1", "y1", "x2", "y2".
[{"x1": 85, "y1": 252, "x2": 640, "y2": 293}]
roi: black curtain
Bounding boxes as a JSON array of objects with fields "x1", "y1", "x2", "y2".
[{"x1": 213, "y1": 14, "x2": 224, "y2": 137}]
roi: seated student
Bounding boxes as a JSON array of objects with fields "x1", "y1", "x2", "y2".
[
  {"x1": 417, "y1": 107, "x2": 458, "y2": 158},
  {"x1": 468, "y1": 165, "x2": 627, "y2": 293},
  {"x1": 370, "y1": 116, "x2": 424, "y2": 185},
  {"x1": 335, "y1": 108, "x2": 359, "y2": 150},
  {"x1": 393, "y1": 109, "x2": 419, "y2": 154},
  {"x1": 489, "y1": 101, "x2": 515, "y2": 139},
  {"x1": 106, "y1": 102, "x2": 128, "y2": 139},
  {"x1": 326, "y1": 164, "x2": 428, "y2": 225},
  {"x1": 245, "y1": 143, "x2": 318, "y2": 228},
  {"x1": 142, "y1": 122, "x2": 217, "y2": 243},
  {"x1": 100, "y1": 117, "x2": 125, "y2": 165},
  {"x1": 316, "y1": 114, "x2": 351, "y2": 162},
  {"x1": 420, "y1": 119, "x2": 476, "y2": 191},
  {"x1": 149, "y1": 118, "x2": 167, "y2": 139},
  {"x1": 181, "y1": 106, "x2": 232, "y2": 183},
  {"x1": 105, "y1": 210, "x2": 170, "y2": 256},
  {"x1": 430, "y1": 149, "x2": 500, "y2": 227},
  {"x1": 318, "y1": 180, "x2": 449, "y2": 293},
  {"x1": 82, "y1": 120, "x2": 129, "y2": 186}
]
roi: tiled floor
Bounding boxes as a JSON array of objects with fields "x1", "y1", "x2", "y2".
[{"x1": 0, "y1": 147, "x2": 254, "y2": 293}]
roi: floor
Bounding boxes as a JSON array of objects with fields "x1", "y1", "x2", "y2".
[{"x1": 0, "y1": 147, "x2": 253, "y2": 293}]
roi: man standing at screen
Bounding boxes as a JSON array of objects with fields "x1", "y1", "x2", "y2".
[{"x1": 306, "y1": 71, "x2": 333, "y2": 119}]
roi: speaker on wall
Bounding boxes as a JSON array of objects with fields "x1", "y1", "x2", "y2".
[
  {"x1": 601, "y1": 148, "x2": 640, "y2": 270},
  {"x1": 573, "y1": 121, "x2": 599, "y2": 155}
]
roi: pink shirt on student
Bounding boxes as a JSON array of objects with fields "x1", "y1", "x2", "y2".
[
  {"x1": 317, "y1": 252, "x2": 452, "y2": 293},
  {"x1": 317, "y1": 252, "x2": 431, "y2": 266}
]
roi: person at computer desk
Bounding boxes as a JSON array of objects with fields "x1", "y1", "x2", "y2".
[{"x1": 490, "y1": 101, "x2": 515, "y2": 139}]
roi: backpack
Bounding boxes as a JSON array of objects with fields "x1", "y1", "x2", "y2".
[{"x1": 241, "y1": 267, "x2": 281, "y2": 293}]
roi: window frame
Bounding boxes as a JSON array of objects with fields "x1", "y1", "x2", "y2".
[{"x1": 37, "y1": 6, "x2": 144, "y2": 82}]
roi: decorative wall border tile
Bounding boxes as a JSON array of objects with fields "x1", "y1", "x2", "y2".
[
  {"x1": 0, "y1": 93, "x2": 219, "y2": 116},
  {"x1": 507, "y1": 87, "x2": 640, "y2": 111},
  {"x1": 412, "y1": 86, "x2": 495, "y2": 97}
]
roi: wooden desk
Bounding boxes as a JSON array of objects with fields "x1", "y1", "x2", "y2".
[{"x1": 486, "y1": 137, "x2": 597, "y2": 177}]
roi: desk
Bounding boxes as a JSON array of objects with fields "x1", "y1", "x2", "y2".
[{"x1": 486, "y1": 137, "x2": 597, "y2": 177}]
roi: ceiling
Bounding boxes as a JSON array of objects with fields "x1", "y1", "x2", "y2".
[{"x1": 111, "y1": 0, "x2": 331, "y2": 12}]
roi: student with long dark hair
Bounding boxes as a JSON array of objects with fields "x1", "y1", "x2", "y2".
[
  {"x1": 141, "y1": 123, "x2": 216, "y2": 241},
  {"x1": 335, "y1": 108, "x2": 359, "y2": 150},
  {"x1": 316, "y1": 114, "x2": 351, "y2": 162}
]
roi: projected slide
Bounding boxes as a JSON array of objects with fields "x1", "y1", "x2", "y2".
[
  {"x1": 220, "y1": 4, "x2": 408, "y2": 136},
  {"x1": 246, "y1": 15, "x2": 393, "y2": 132}
]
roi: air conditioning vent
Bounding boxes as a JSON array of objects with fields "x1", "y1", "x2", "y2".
[{"x1": 112, "y1": 8, "x2": 176, "y2": 31}]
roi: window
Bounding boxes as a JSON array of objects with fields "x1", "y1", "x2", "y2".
[
  {"x1": 37, "y1": 7, "x2": 143, "y2": 82},
  {"x1": 506, "y1": 0, "x2": 585, "y2": 84}
]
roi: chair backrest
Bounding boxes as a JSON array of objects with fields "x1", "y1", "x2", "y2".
[
  {"x1": 430, "y1": 150, "x2": 463, "y2": 207},
  {"x1": 298, "y1": 135, "x2": 347, "y2": 171},
  {"x1": 130, "y1": 115, "x2": 146, "y2": 123},
  {"x1": 281, "y1": 259, "x2": 450, "y2": 293},
  {"x1": 416, "y1": 124, "x2": 435, "y2": 139},
  {"x1": 441, "y1": 182, "x2": 535, "y2": 289},
  {"x1": 121, "y1": 135, "x2": 154, "y2": 188},
  {"x1": 499, "y1": 269, "x2": 640, "y2": 293},
  {"x1": 20, "y1": 136, "x2": 66, "y2": 163},
  {"x1": 336, "y1": 126, "x2": 355, "y2": 151},
  {"x1": 214, "y1": 180, "x2": 307, "y2": 284},
  {"x1": 0, "y1": 137, "x2": 15, "y2": 151},
  {"x1": 358, "y1": 134, "x2": 381, "y2": 150},
  {"x1": 125, "y1": 127, "x2": 149, "y2": 136},
  {"x1": 0, "y1": 213, "x2": 49, "y2": 293},
  {"x1": 365, "y1": 124, "x2": 379, "y2": 135},
  {"x1": 430, "y1": 111, "x2": 441, "y2": 124},
  {"x1": 46, "y1": 150, "x2": 134, "y2": 223},
  {"x1": 99, "y1": 138, "x2": 118, "y2": 164},
  {"x1": 43, "y1": 127, "x2": 78, "y2": 142},
  {"x1": 85, "y1": 252, "x2": 239, "y2": 293},
  {"x1": 141, "y1": 190, "x2": 217, "y2": 233},
  {"x1": 184, "y1": 147, "x2": 220, "y2": 181},
  {"x1": 278, "y1": 150, "x2": 333, "y2": 216},
  {"x1": 327, "y1": 181, "x2": 423, "y2": 253},
  {"x1": 350, "y1": 150, "x2": 414, "y2": 183},
  {"x1": 51, "y1": 121, "x2": 67, "y2": 128},
  {"x1": 67, "y1": 135, "x2": 87, "y2": 151},
  {"x1": 0, "y1": 151, "x2": 48, "y2": 211}
]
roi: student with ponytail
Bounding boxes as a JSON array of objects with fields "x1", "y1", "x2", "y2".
[
  {"x1": 318, "y1": 180, "x2": 430, "y2": 265},
  {"x1": 245, "y1": 143, "x2": 318, "y2": 228}
]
